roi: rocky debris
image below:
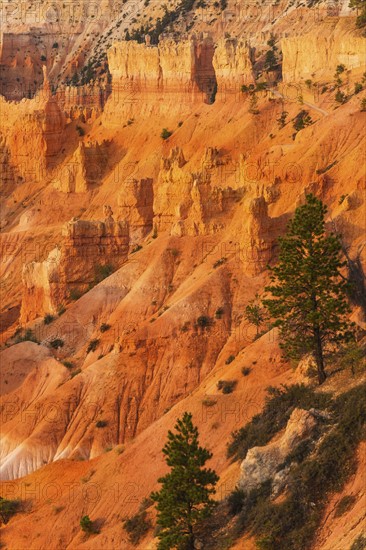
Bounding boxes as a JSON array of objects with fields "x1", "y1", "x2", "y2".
[{"x1": 239, "y1": 408, "x2": 318, "y2": 496}]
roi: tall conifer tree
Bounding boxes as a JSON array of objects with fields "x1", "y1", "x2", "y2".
[
  {"x1": 264, "y1": 194, "x2": 354, "y2": 384},
  {"x1": 151, "y1": 412, "x2": 219, "y2": 550}
]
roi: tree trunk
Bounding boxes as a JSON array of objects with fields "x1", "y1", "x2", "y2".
[
  {"x1": 314, "y1": 327, "x2": 326, "y2": 385},
  {"x1": 187, "y1": 528, "x2": 195, "y2": 550}
]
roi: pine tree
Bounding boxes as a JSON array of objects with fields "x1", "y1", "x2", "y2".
[
  {"x1": 264, "y1": 194, "x2": 354, "y2": 384},
  {"x1": 245, "y1": 295, "x2": 267, "y2": 337},
  {"x1": 151, "y1": 412, "x2": 219, "y2": 550}
]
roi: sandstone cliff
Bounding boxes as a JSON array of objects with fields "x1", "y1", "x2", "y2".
[
  {"x1": 282, "y1": 31, "x2": 366, "y2": 82},
  {"x1": 20, "y1": 216, "x2": 129, "y2": 323}
]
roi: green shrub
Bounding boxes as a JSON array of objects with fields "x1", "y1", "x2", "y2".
[
  {"x1": 335, "y1": 89, "x2": 347, "y2": 104},
  {"x1": 50, "y1": 338, "x2": 64, "y2": 349},
  {"x1": 96, "y1": 420, "x2": 108, "y2": 428},
  {"x1": 217, "y1": 380, "x2": 237, "y2": 394},
  {"x1": 58, "y1": 304, "x2": 66, "y2": 316},
  {"x1": 196, "y1": 315, "x2": 212, "y2": 329},
  {"x1": 87, "y1": 339, "x2": 100, "y2": 353},
  {"x1": 215, "y1": 307, "x2": 224, "y2": 319},
  {"x1": 80, "y1": 515, "x2": 98, "y2": 534},
  {"x1": 354, "y1": 82, "x2": 363, "y2": 94},
  {"x1": 225, "y1": 355, "x2": 235, "y2": 365},
  {"x1": 241, "y1": 367, "x2": 251, "y2": 376},
  {"x1": 44, "y1": 314, "x2": 55, "y2": 325},
  {"x1": 100, "y1": 323, "x2": 111, "y2": 333},
  {"x1": 293, "y1": 110, "x2": 313, "y2": 132},
  {"x1": 62, "y1": 361, "x2": 74, "y2": 369},
  {"x1": 202, "y1": 398, "x2": 217, "y2": 407},
  {"x1": 70, "y1": 369, "x2": 81, "y2": 378},
  {"x1": 76, "y1": 125, "x2": 85, "y2": 137},
  {"x1": 123, "y1": 510, "x2": 152, "y2": 545},
  {"x1": 161, "y1": 128, "x2": 173, "y2": 140},
  {"x1": 228, "y1": 488, "x2": 245, "y2": 516},
  {"x1": 351, "y1": 535, "x2": 366, "y2": 550},
  {"x1": 334, "y1": 495, "x2": 356, "y2": 517},
  {"x1": 0, "y1": 497, "x2": 20, "y2": 524},
  {"x1": 69, "y1": 288, "x2": 83, "y2": 301},
  {"x1": 15, "y1": 329, "x2": 39, "y2": 344},
  {"x1": 94, "y1": 264, "x2": 114, "y2": 284},
  {"x1": 213, "y1": 257, "x2": 227, "y2": 268}
]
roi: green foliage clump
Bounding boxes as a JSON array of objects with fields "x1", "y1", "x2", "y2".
[
  {"x1": 215, "y1": 307, "x2": 224, "y2": 319},
  {"x1": 151, "y1": 412, "x2": 219, "y2": 550},
  {"x1": 335, "y1": 89, "x2": 347, "y2": 104},
  {"x1": 44, "y1": 314, "x2": 55, "y2": 325},
  {"x1": 161, "y1": 128, "x2": 173, "y2": 140},
  {"x1": 196, "y1": 316, "x2": 212, "y2": 329},
  {"x1": 277, "y1": 110, "x2": 288, "y2": 129},
  {"x1": 123, "y1": 510, "x2": 152, "y2": 545},
  {"x1": 50, "y1": 338, "x2": 64, "y2": 349},
  {"x1": 95, "y1": 420, "x2": 108, "y2": 428},
  {"x1": 245, "y1": 298, "x2": 267, "y2": 337},
  {"x1": 100, "y1": 323, "x2": 111, "y2": 333},
  {"x1": 354, "y1": 82, "x2": 363, "y2": 94},
  {"x1": 80, "y1": 515, "x2": 98, "y2": 534},
  {"x1": 264, "y1": 34, "x2": 278, "y2": 71},
  {"x1": 217, "y1": 380, "x2": 237, "y2": 394},
  {"x1": 0, "y1": 497, "x2": 20, "y2": 524},
  {"x1": 94, "y1": 264, "x2": 114, "y2": 284},
  {"x1": 69, "y1": 288, "x2": 83, "y2": 301},
  {"x1": 241, "y1": 367, "x2": 252, "y2": 376},
  {"x1": 334, "y1": 495, "x2": 356, "y2": 517},
  {"x1": 15, "y1": 329, "x2": 39, "y2": 344},
  {"x1": 213, "y1": 257, "x2": 227, "y2": 268},
  {"x1": 87, "y1": 339, "x2": 100, "y2": 353},
  {"x1": 293, "y1": 110, "x2": 313, "y2": 132},
  {"x1": 351, "y1": 535, "x2": 366, "y2": 550}
]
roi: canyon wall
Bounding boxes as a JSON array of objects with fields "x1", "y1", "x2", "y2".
[
  {"x1": 104, "y1": 36, "x2": 220, "y2": 121},
  {"x1": 282, "y1": 33, "x2": 366, "y2": 81},
  {"x1": 20, "y1": 215, "x2": 129, "y2": 322},
  {"x1": 213, "y1": 37, "x2": 254, "y2": 96}
]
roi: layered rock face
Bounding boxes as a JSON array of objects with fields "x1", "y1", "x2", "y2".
[
  {"x1": 56, "y1": 83, "x2": 111, "y2": 122},
  {"x1": 118, "y1": 178, "x2": 154, "y2": 239},
  {"x1": 239, "y1": 196, "x2": 275, "y2": 276},
  {"x1": 104, "y1": 36, "x2": 218, "y2": 120},
  {"x1": 153, "y1": 147, "x2": 236, "y2": 236},
  {"x1": 0, "y1": 72, "x2": 66, "y2": 182},
  {"x1": 282, "y1": 33, "x2": 366, "y2": 81},
  {"x1": 213, "y1": 37, "x2": 254, "y2": 98},
  {"x1": 53, "y1": 141, "x2": 109, "y2": 193},
  {"x1": 20, "y1": 215, "x2": 129, "y2": 322}
]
